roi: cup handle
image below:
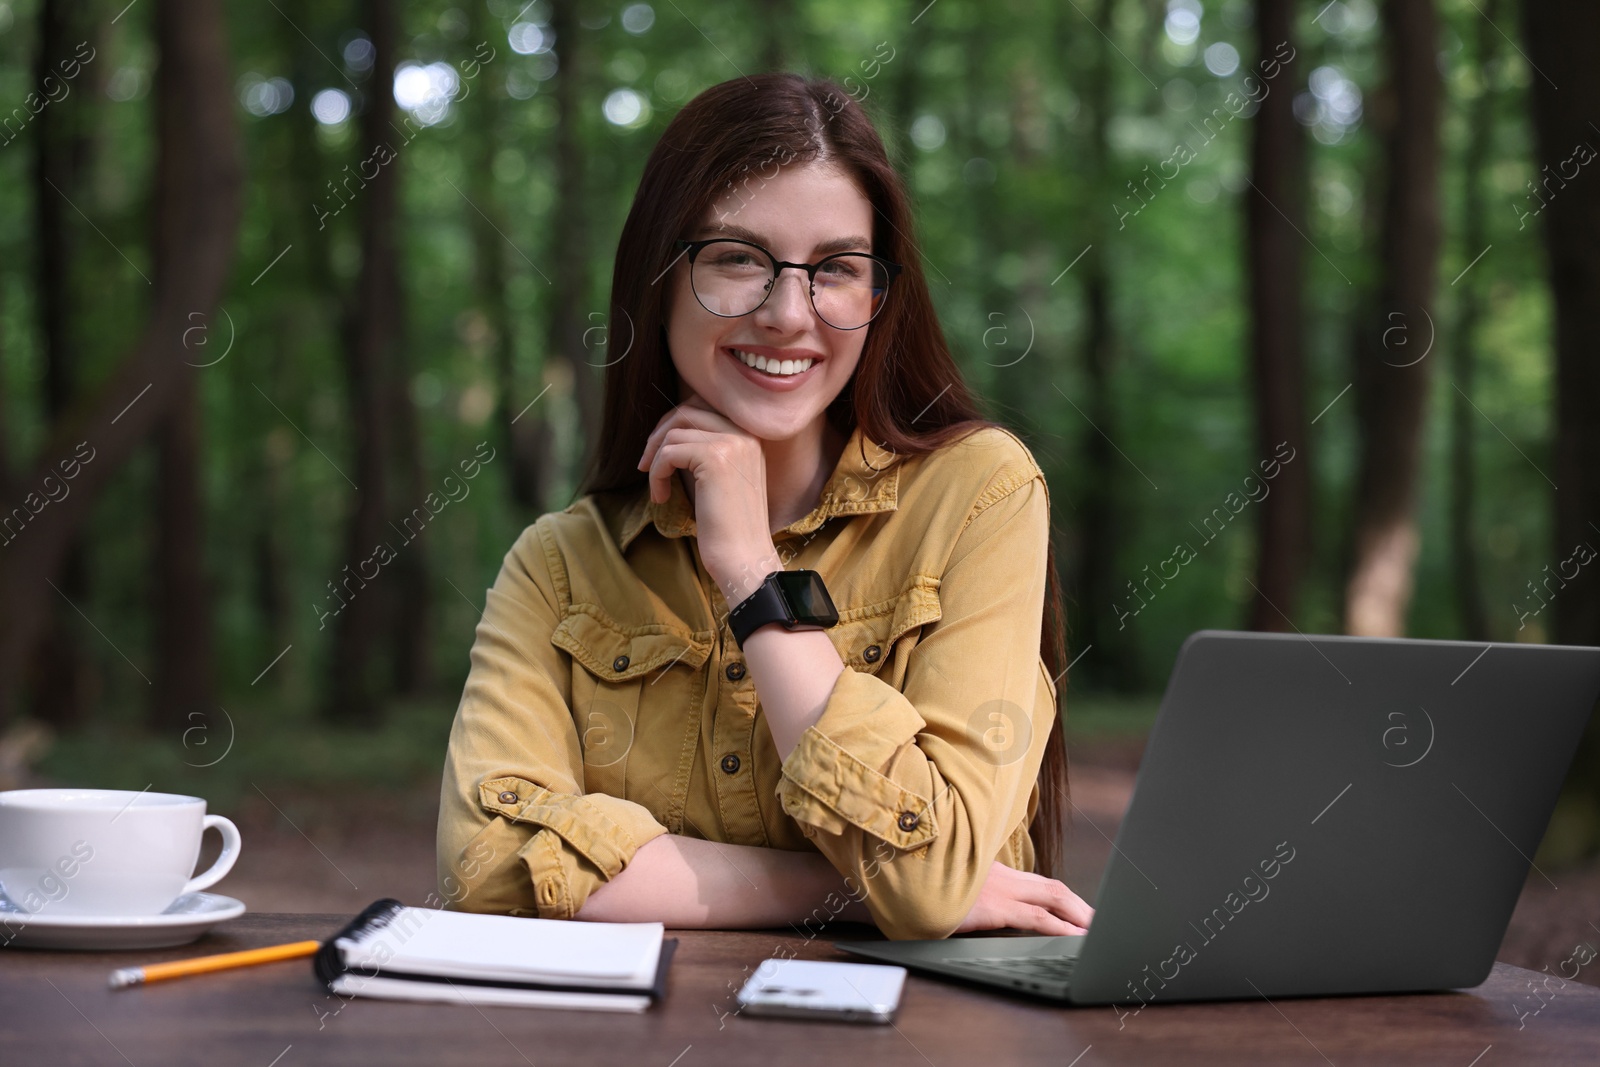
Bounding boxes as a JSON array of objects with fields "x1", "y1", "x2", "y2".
[{"x1": 182, "y1": 814, "x2": 242, "y2": 896}]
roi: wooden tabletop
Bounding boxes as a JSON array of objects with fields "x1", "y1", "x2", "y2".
[{"x1": 3, "y1": 913, "x2": 1597, "y2": 1066}]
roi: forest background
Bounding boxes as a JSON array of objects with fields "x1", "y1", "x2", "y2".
[{"x1": 1, "y1": 0, "x2": 1599, "y2": 938}]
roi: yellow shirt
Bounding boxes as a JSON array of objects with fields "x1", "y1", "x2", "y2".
[{"x1": 436, "y1": 421, "x2": 1059, "y2": 940}]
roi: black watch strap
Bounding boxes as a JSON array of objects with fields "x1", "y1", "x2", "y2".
[{"x1": 728, "y1": 571, "x2": 790, "y2": 649}]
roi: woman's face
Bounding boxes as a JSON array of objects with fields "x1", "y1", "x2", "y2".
[{"x1": 664, "y1": 161, "x2": 875, "y2": 443}]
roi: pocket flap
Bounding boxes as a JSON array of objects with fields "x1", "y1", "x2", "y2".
[
  {"x1": 550, "y1": 604, "x2": 713, "y2": 681},
  {"x1": 826, "y1": 575, "x2": 942, "y2": 672}
]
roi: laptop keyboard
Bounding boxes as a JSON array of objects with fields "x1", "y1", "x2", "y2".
[{"x1": 947, "y1": 955, "x2": 1078, "y2": 984}]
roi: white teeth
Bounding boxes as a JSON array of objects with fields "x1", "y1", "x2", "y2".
[{"x1": 730, "y1": 348, "x2": 813, "y2": 377}]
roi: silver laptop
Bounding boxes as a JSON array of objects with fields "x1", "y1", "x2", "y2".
[{"x1": 837, "y1": 630, "x2": 1600, "y2": 1006}]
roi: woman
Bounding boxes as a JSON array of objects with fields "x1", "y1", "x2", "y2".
[{"x1": 437, "y1": 72, "x2": 1093, "y2": 941}]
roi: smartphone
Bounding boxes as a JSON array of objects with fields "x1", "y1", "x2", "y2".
[{"x1": 736, "y1": 958, "x2": 907, "y2": 1024}]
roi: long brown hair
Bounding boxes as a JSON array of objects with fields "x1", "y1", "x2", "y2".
[{"x1": 576, "y1": 72, "x2": 1072, "y2": 882}]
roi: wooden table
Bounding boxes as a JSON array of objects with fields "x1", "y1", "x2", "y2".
[{"x1": 3, "y1": 913, "x2": 1597, "y2": 1066}]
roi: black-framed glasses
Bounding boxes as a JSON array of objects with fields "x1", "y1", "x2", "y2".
[{"x1": 674, "y1": 238, "x2": 902, "y2": 331}]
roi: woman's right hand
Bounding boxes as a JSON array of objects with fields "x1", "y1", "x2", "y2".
[{"x1": 954, "y1": 861, "x2": 1094, "y2": 936}]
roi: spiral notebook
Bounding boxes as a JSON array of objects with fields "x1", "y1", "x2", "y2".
[{"x1": 313, "y1": 898, "x2": 677, "y2": 1012}]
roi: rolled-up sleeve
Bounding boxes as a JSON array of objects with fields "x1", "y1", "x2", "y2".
[
  {"x1": 774, "y1": 468, "x2": 1054, "y2": 940},
  {"x1": 436, "y1": 521, "x2": 669, "y2": 920}
]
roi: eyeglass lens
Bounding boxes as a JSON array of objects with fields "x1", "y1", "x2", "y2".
[{"x1": 690, "y1": 241, "x2": 890, "y2": 330}]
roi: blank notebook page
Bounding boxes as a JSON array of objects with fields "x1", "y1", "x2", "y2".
[{"x1": 335, "y1": 907, "x2": 665, "y2": 988}]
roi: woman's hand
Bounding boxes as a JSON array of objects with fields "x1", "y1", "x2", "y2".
[
  {"x1": 637, "y1": 389, "x2": 780, "y2": 601},
  {"x1": 955, "y1": 861, "x2": 1095, "y2": 936}
]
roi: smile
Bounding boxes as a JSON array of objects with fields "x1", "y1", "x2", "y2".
[{"x1": 723, "y1": 346, "x2": 822, "y2": 390}]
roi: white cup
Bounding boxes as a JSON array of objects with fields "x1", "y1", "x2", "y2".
[{"x1": 0, "y1": 788, "x2": 241, "y2": 917}]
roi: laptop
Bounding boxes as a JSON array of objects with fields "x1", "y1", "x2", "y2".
[{"x1": 836, "y1": 629, "x2": 1600, "y2": 1007}]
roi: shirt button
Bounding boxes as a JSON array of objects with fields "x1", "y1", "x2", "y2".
[
  {"x1": 498, "y1": 790, "x2": 519, "y2": 804},
  {"x1": 539, "y1": 881, "x2": 558, "y2": 905},
  {"x1": 863, "y1": 644, "x2": 882, "y2": 663},
  {"x1": 612, "y1": 654, "x2": 630, "y2": 672},
  {"x1": 725, "y1": 662, "x2": 746, "y2": 681},
  {"x1": 720, "y1": 753, "x2": 742, "y2": 775},
  {"x1": 897, "y1": 810, "x2": 919, "y2": 832}
]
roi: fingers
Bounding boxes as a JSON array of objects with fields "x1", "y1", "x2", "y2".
[
  {"x1": 643, "y1": 428, "x2": 722, "y2": 503},
  {"x1": 644, "y1": 440, "x2": 683, "y2": 504},
  {"x1": 638, "y1": 414, "x2": 678, "y2": 471},
  {"x1": 1034, "y1": 879, "x2": 1094, "y2": 930},
  {"x1": 1011, "y1": 903, "x2": 1088, "y2": 936},
  {"x1": 993, "y1": 863, "x2": 1095, "y2": 931},
  {"x1": 1035, "y1": 878, "x2": 1094, "y2": 929},
  {"x1": 637, "y1": 401, "x2": 727, "y2": 473}
]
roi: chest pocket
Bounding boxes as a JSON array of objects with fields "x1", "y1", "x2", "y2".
[
  {"x1": 550, "y1": 605, "x2": 713, "y2": 800},
  {"x1": 823, "y1": 574, "x2": 942, "y2": 689}
]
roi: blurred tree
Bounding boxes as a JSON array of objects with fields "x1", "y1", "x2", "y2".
[
  {"x1": 957, "y1": 7, "x2": 1018, "y2": 421},
  {"x1": 327, "y1": 0, "x2": 407, "y2": 723},
  {"x1": 1244, "y1": 0, "x2": 1311, "y2": 629},
  {"x1": 0, "y1": 0, "x2": 243, "y2": 728},
  {"x1": 545, "y1": 0, "x2": 598, "y2": 500},
  {"x1": 1522, "y1": 7, "x2": 1600, "y2": 649},
  {"x1": 1062, "y1": 0, "x2": 1136, "y2": 689},
  {"x1": 884, "y1": 0, "x2": 931, "y2": 172},
  {"x1": 466, "y1": 2, "x2": 541, "y2": 511},
  {"x1": 383, "y1": 16, "x2": 432, "y2": 701},
  {"x1": 386, "y1": 254, "x2": 431, "y2": 697},
  {"x1": 151, "y1": 356, "x2": 217, "y2": 732},
  {"x1": 26, "y1": 0, "x2": 103, "y2": 729},
  {"x1": 1522, "y1": 0, "x2": 1600, "y2": 860},
  {"x1": 1344, "y1": 0, "x2": 1442, "y2": 636},
  {"x1": 152, "y1": 0, "x2": 221, "y2": 729},
  {"x1": 273, "y1": 0, "x2": 343, "y2": 688},
  {"x1": 0, "y1": 287, "x2": 8, "y2": 488},
  {"x1": 1447, "y1": 0, "x2": 1498, "y2": 643}
]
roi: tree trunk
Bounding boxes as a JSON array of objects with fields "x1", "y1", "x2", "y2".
[
  {"x1": 150, "y1": 372, "x2": 215, "y2": 730},
  {"x1": 1244, "y1": 0, "x2": 1311, "y2": 630},
  {"x1": 0, "y1": 281, "x2": 8, "y2": 512},
  {"x1": 1447, "y1": 0, "x2": 1498, "y2": 643},
  {"x1": 1063, "y1": 0, "x2": 1136, "y2": 689},
  {"x1": 387, "y1": 338, "x2": 430, "y2": 696},
  {"x1": 464, "y1": 1, "x2": 542, "y2": 513},
  {"x1": 384, "y1": 60, "x2": 427, "y2": 698},
  {"x1": 548, "y1": 0, "x2": 598, "y2": 497},
  {"x1": 960, "y1": 8, "x2": 1025, "y2": 425},
  {"x1": 325, "y1": 0, "x2": 401, "y2": 723},
  {"x1": 26, "y1": 0, "x2": 101, "y2": 730},
  {"x1": 0, "y1": 0, "x2": 242, "y2": 728},
  {"x1": 886, "y1": 0, "x2": 932, "y2": 171},
  {"x1": 253, "y1": 487, "x2": 288, "y2": 666},
  {"x1": 1343, "y1": 0, "x2": 1442, "y2": 637},
  {"x1": 1521, "y1": 0, "x2": 1600, "y2": 861},
  {"x1": 265, "y1": 0, "x2": 339, "y2": 688}
]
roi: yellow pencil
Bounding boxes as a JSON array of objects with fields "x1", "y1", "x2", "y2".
[{"x1": 108, "y1": 940, "x2": 323, "y2": 989}]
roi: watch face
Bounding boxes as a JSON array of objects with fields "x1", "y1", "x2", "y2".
[{"x1": 775, "y1": 570, "x2": 839, "y2": 627}]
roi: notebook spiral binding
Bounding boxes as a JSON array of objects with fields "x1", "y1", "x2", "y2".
[{"x1": 312, "y1": 897, "x2": 407, "y2": 991}]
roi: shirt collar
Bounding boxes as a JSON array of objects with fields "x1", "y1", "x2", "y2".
[{"x1": 616, "y1": 422, "x2": 900, "y2": 551}]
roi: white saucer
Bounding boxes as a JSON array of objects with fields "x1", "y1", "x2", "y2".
[{"x1": 0, "y1": 892, "x2": 247, "y2": 951}]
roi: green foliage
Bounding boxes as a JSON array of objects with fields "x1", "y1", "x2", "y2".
[{"x1": 0, "y1": 0, "x2": 1559, "y2": 741}]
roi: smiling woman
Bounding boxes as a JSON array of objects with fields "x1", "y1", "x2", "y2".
[{"x1": 436, "y1": 72, "x2": 1086, "y2": 941}]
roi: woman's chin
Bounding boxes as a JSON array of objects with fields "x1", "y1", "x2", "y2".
[{"x1": 724, "y1": 405, "x2": 822, "y2": 443}]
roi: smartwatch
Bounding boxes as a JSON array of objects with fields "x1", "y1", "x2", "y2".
[{"x1": 728, "y1": 569, "x2": 840, "y2": 649}]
